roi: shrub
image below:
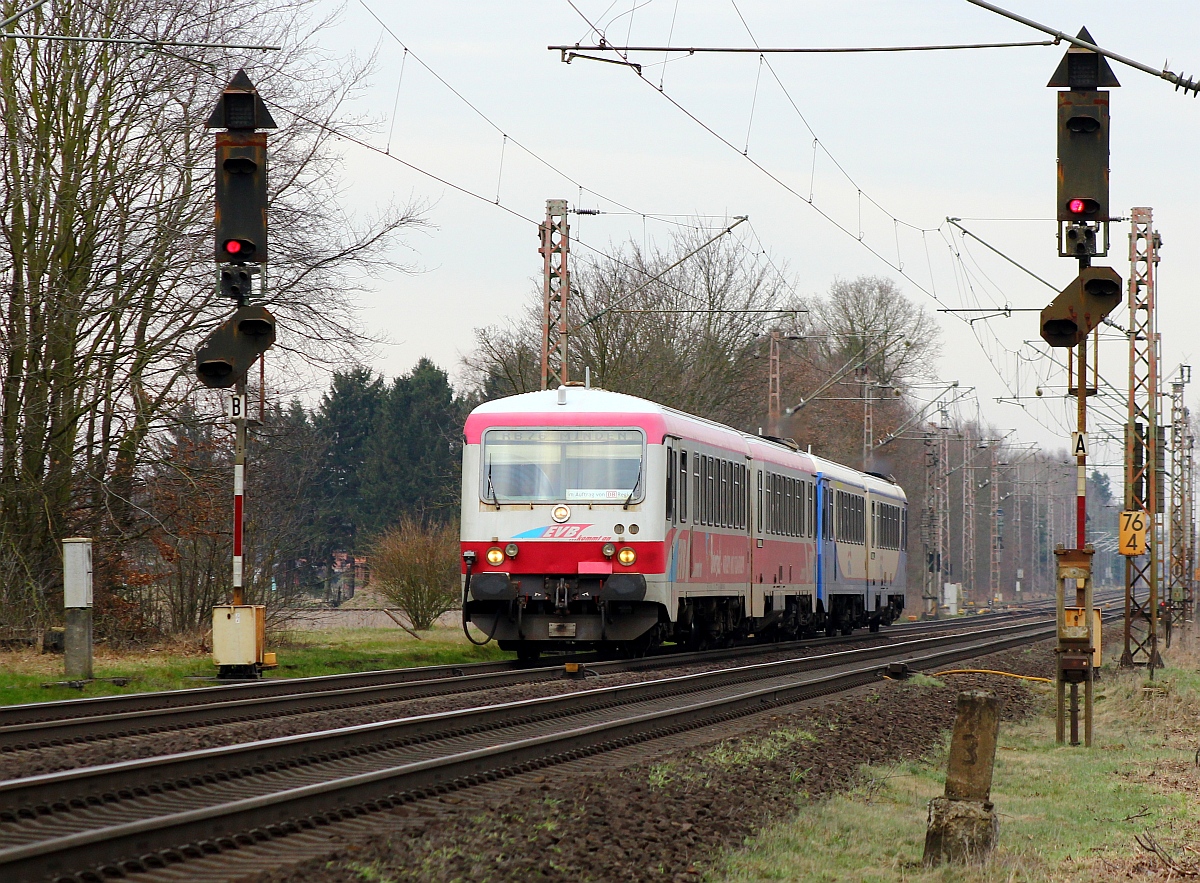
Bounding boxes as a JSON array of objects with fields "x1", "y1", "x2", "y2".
[{"x1": 370, "y1": 518, "x2": 460, "y2": 630}]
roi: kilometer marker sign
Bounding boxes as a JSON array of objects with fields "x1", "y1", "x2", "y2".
[{"x1": 1118, "y1": 510, "x2": 1147, "y2": 556}]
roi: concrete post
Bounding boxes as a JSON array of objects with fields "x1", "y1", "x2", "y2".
[
  {"x1": 923, "y1": 691, "x2": 1000, "y2": 865},
  {"x1": 63, "y1": 538, "x2": 93, "y2": 680}
]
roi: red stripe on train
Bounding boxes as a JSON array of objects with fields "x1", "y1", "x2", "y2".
[{"x1": 461, "y1": 541, "x2": 665, "y2": 575}]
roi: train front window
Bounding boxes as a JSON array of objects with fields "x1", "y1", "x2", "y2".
[{"x1": 482, "y1": 429, "x2": 645, "y2": 504}]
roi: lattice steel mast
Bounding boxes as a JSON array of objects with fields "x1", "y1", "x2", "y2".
[
  {"x1": 1168, "y1": 369, "x2": 1191, "y2": 626},
  {"x1": 962, "y1": 429, "x2": 977, "y2": 601},
  {"x1": 767, "y1": 331, "x2": 782, "y2": 437},
  {"x1": 990, "y1": 442, "x2": 1001, "y2": 603},
  {"x1": 1121, "y1": 207, "x2": 1163, "y2": 668},
  {"x1": 539, "y1": 199, "x2": 571, "y2": 390},
  {"x1": 936, "y1": 407, "x2": 951, "y2": 599}
]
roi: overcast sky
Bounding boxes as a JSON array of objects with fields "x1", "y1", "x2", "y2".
[{"x1": 297, "y1": 0, "x2": 1200, "y2": 480}]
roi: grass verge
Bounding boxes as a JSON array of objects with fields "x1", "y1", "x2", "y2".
[
  {"x1": 715, "y1": 634, "x2": 1200, "y2": 882},
  {"x1": 0, "y1": 625, "x2": 511, "y2": 707}
]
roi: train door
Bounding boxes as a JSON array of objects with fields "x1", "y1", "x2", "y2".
[
  {"x1": 751, "y1": 465, "x2": 765, "y2": 586},
  {"x1": 815, "y1": 475, "x2": 833, "y2": 622},
  {"x1": 666, "y1": 440, "x2": 683, "y2": 586}
]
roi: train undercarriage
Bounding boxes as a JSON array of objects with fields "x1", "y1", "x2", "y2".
[{"x1": 467, "y1": 578, "x2": 905, "y2": 662}]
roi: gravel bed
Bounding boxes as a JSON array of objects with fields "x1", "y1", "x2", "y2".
[
  {"x1": 237, "y1": 638, "x2": 1056, "y2": 883},
  {"x1": 0, "y1": 634, "x2": 911, "y2": 779}
]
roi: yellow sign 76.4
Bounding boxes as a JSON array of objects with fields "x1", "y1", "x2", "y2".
[{"x1": 1119, "y1": 510, "x2": 1148, "y2": 556}]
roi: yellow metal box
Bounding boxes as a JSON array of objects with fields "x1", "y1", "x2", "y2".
[
  {"x1": 1061, "y1": 607, "x2": 1102, "y2": 667},
  {"x1": 212, "y1": 605, "x2": 265, "y2": 666}
]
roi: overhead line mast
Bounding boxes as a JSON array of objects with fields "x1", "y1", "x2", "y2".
[
  {"x1": 1121, "y1": 208, "x2": 1163, "y2": 669},
  {"x1": 539, "y1": 199, "x2": 571, "y2": 390}
]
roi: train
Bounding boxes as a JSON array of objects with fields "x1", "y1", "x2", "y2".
[{"x1": 460, "y1": 386, "x2": 908, "y2": 660}]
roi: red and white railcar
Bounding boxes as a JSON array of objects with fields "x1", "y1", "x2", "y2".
[{"x1": 461, "y1": 387, "x2": 907, "y2": 659}]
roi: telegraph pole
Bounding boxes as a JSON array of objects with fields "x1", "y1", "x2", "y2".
[{"x1": 539, "y1": 199, "x2": 571, "y2": 389}]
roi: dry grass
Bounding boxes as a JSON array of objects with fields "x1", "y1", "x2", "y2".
[{"x1": 716, "y1": 625, "x2": 1200, "y2": 882}]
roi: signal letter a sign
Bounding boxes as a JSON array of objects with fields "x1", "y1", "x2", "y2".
[{"x1": 1071, "y1": 432, "x2": 1088, "y2": 458}]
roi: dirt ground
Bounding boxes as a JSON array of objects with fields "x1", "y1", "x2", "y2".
[{"x1": 242, "y1": 641, "x2": 1054, "y2": 883}]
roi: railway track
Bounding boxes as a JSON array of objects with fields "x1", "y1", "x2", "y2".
[
  {"x1": 0, "y1": 609, "x2": 1063, "y2": 753},
  {"x1": 0, "y1": 617, "x2": 1075, "y2": 883}
]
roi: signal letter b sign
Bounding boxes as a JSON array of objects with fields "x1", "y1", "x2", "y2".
[{"x1": 227, "y1": 394, "x2": 247, "y2": 421}]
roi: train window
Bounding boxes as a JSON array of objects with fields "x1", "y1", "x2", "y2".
[
  {"x1": 769, "y1": 474, "x2": 777, "y2": 535},
  {"x1": 756, "y1": 469, "x2": 763, "y2": 533},
  {"x1": 703, "y1": 456, "x2": 710, "y2": 526},
  {"x1": 764, "y1": 473, "x2": 771, "y2": 534},
  {"x1": 667, "y1": 450, "x2": 676, "y2": 522},
  {"x1": 734, "y1": 465, "x2": 740, "y2": 529},
  {"x1": 810, "y1": 482, "x2": 816, "y2": 538},
  {"x1": 788, "y1": 478, "x2": 795, "y2": 536},
  {"x1": 721, "y1": 460, "x2": 729, "y2": 529},
  {"x1": 732, "y1": 464, "x2": 740, "y2": 529},
  {"x1": 679, "y1": 452, "x2": 688, "y2": 524},
  {"x1": 734, "y1": 465, "x2": 744, "y2": 527},
  {"x1": 778, "y1": 476, "x2": 784, "y2": 536},
  {"x1": 694, "y1": 455, "x2": 701, "y2": 524},
  {"x1": 481, "y1": 428, "x2": 644, "y2": 504},
  {"x1": 732, "y1": 463, "x2": 740, "y2": 529},
  {"x1": 771, "y1": 474, "x2": 778, "y2": 535},
  {"x1": 784, "y1": 477, "x2": 791, "y2": 536}
]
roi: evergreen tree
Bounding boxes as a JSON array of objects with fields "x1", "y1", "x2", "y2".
[
  {"x1": 313, "y1": 367, "x2": 385, "y2": 555},
  {"x1": 359, "y1": 359, "x2": 467, "y2": 536}
]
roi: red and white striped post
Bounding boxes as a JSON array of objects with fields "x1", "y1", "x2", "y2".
[{"x1": 232, "y1": 378, "x2": 247, "y2": 606}]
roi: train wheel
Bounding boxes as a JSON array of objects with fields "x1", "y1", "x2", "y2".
[
  {"x1": 869, "y1": 615, "x2": 881, "y2": 633},
  {"x1": 516, "y1": 646, "x2": 541, "y2": 664}
]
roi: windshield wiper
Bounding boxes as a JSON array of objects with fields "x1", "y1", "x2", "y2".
[
  {"x1": 486, "y1": 464, "x2": 501, "y2": 510},
  {"x1": 623, "y1": 459, "x2": 643, "y2": 510}
]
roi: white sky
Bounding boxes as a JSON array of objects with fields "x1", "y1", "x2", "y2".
[{"x1": 296, "y1": 0, "x2": 1200, "y2": 482}]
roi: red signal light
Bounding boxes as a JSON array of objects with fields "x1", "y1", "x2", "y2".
[
  {"x1": 1066, "y1": 197, "x2": 1098, "y2": 216},
  {"x1": 224, "y1": 239, "x2": 242, "y2": 254},
  {"x1": 222, "y1": 239, "x2": 255, "y2": 257}
]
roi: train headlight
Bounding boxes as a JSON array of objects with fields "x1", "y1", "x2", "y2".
[
  {"x1": 486, "y1": 547, "x2": 505, "y2": 566},
  {"x1": 601, "y1": 542, "x2": 616, "y2": 558},
  {"x1": 504, "y1": 543, "x2": 519, "y2": 558},
  {"x1": 552, "y1": 505, "x2": 571, "y2": 523},
  {"x1": 617, "y1": 547, "x2": 636, "y2": 566}
]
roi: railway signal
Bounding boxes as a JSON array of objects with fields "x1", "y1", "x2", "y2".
[
  {"x1": 209, "y1": 70, "x2": 274, "y2": 264},
  {"x1": 1048, "y1": 27, "x2": 1119, "y2": 258},
  {"x1": 1044, "y1": 29, "x2": 1121, "y2": 747},
  {"x1": 1038, "y1": 265, "x2": 1122, "y2": 348},
  {"x1": 201, "y1": 73, "x2": 278, "y2": 678},
  {"x1": 194, "y1": 305, "x2": 276, "y2": 389}
]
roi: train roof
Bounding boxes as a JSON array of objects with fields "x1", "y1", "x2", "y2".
[{"x1": 465, "y1": 388, "x2": 905, "y2": 502}]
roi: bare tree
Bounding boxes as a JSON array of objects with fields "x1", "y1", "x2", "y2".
[
  {"x1": 464, "y1": 225, "x2": 797, "y2": 429},
  {"x1": 0, "y1": 0, "x2": 425, "y2": 633},
  {"x1": 369, "y1": 517, "x2": 459, "y2": 631},
  {"x1": 816, "y1": 276, "x2": 942, "y2": 388}
]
